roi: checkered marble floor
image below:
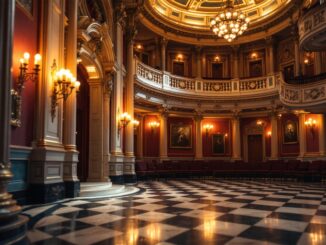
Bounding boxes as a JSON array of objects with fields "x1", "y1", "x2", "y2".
[{"x1": 24, "y1": 180, "x2": 326, "y2": 244}]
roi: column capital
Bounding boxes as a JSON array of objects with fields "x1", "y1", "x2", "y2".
[
  {"x1": 160, "y1": 37, "x2": 168, "y2": 48},
  {"x1": 159, "y1": 104, "x2": 170, "y2": 117},
  {"x1": 114, "y1": 3, "x2": 127, "y2": 28},
  {"x1": 265, "y1": 35, "x2": 275, "y2": 46},
  {"x1": 195, "y1": 46, "x2": 202, "y2": 55}
]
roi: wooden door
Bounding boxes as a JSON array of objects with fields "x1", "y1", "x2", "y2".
[
  {"x1": 212, "y1": 63, "x2": 223, "y2": 79},
  {"x1": 247, "y1": 134, "x2": 263, "y2": 163},
  {"x1": 76, "y1": 73, "x2": 90, "y2": 182}
]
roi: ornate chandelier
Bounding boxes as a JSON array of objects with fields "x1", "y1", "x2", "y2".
[{"x1": 210, "y1": 0, "x2": 250, "y2": 42}]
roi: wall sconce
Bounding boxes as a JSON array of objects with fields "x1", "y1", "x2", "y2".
[
  {"x1": 17, "y1": 52, "x2": 41, "y2": 94},
  {"x1": 176, "y1": 54, "x2": 183, "y2": 61},
  {"x1": 203, "y1": 124, "x2": 213, "y2": 137},
  {"x1": 305, "y1": 118, "x2": 317, "y2": 136},
  {"x1": 120, "y1": 112, "x2": 132, "y2": 128},
  {"x1": 149, "y1": 121, "x2": 160, "y2": 131},
  {"x1": 251, "y1": 52, "x2": 258, "y2": 59},
  {"x1": 214, "y1": 55, "x2": 220, "y2": 62},
  {"x1": 133, "y1": 119, "x2": 140, "y2": 129},
  {"x1": 267, "y1": 131, "x2": 272, "y2": 137},
  {"x1": 51, "y1": 60, "x2": 80, "y2": 121},
  {"x1": 224, "y1": 133, "x2": 228, "y2": 137},
  {"x1": 256, "y1": 120, "x2": 263, "y2": 126}
]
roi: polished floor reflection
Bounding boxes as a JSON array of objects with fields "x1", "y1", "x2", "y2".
[{"x1": 24, "y1": 180, "x2": 326, "y2": 244}]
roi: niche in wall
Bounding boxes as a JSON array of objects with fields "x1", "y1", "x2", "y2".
[
  {"x1": 212, "y1": 63, "x2": 223, "y2": 79},
  {"x1": 283, "y1": 64, "x2": 294, "y2": 81},
  {"x1": 249, "y1": 60, "x2": 263, "y2": 77},
  {"x1": 173, "y1": 61, "x2": 185, "y2": 76}
]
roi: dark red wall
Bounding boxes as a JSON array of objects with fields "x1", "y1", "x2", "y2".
[
  {"x1": 202, "y1": 118, "x2": 231, "y2": 157},
  {"x1": 305, "y1": 114, "x2": 319, "y2": 153},
  {"x1": 279, "y1": 114, "x2": 300, "y2": 156},
  {"x1": 167, "y1": 117, "x2": 195, "y2": 157},
  {"x1": 11, "y1": 1, "x2": 39, "y2": 146},
  {"x1": 143, "y1": 115, "x2": 160, "y2": 157}
]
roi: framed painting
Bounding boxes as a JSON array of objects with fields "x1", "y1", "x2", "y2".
[
  {"x1": 170, "y1": 124, "x2": 192, "y2": 148},
  {"x1": 283, "y1": 120, "x2": 298, "y2": 144},
  {"x1": 212, "y1": 134, "x2": 225, "y2": 154},
  {"x1": 16, "y1": 0, "x2": 33, "y2": 19}
]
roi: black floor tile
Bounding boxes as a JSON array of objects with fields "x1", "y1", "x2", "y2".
[
  {"x1": 167, "y1": 229, "x2": 232, "y2": 245},
  {"x1": 216, "y1": 213, "x2": 261, "y2": 225},
  {"x1": 156, "y1": 206, "x2": 192, "y2": 215},
  {"x1": 101, "y1": 218, "x2": 149, "y2": 231},
  {"x1": 239, "y1": 226, "x2": 302, "y2": 244},
  {"x1": 243, "y1": 204, "x2": 278, "y2": 211},
  {"x1": 33, "y1": 237, "x2": 74, "y2": 245},
  {"x1": 37, "y1": 220, "x2": 92, "y2": 236},
  {"x1": 267, "y1": 212, "x2": 313, "y2": 222},
  {"x1": 57, "y1": 210, "x2": 101, "y2": 219},
  {"x1": 162, "y1": 216, "x2": 202, "y2": 228}
]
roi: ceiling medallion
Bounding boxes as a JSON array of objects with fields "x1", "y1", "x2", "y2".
[{"x1": 210, "y1": 0, "x2": 250, "y2": 42}]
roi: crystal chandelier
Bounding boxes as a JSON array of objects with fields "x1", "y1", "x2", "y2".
[{"x1": 210, "y1": 0, "x2": 250, "y2": 42}]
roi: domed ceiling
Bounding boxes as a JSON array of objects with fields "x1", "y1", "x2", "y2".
[{"x1": 142, "y1": 0, "x2": 296, "y2": 43}]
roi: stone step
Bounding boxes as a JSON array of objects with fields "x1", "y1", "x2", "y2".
[
  {"x1": 80, "y1": 182, "x2": 113, "y2": 193},
  {"x1": 79, "y1": 182, "x2": 129, "y2": 198}
]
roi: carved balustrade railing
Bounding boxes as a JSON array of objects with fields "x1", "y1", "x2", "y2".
[
  {"x1": 279, "y1": 75, "x2": 326, "y2": 106},
  {"x1": 135, "y1": 59, "x2": 278, "y2": 97}
]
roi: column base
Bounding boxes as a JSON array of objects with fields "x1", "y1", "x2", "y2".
[
  {"x1": 64, "y1": 180, "x2": 80, "y2": 198},
  {"x1": 124, "y1": 174, "x2": 137, "y2": 184},
  {"x1": 109, "y1": 175, "x2": 125, "y2": 184},
  {"x1": 0, "y1": 215, "x2": 28, "y2": 245},
  {"x1": 29, "y1": 182, "x2": 65, "y2": 204}
]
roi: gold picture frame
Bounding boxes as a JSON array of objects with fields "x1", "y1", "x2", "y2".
[
  {"x1": 169, "y1": 123, "x2": 192, "y2": 148},
  {"x1": 283, "y1": 119, "x2": 298, "y2": 144}
]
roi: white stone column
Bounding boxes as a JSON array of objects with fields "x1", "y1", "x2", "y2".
[
  {"x1": 299, "y1": 114, "x2": 307, "y2": 158},
  {"x1": 29, "y1": 0, "x2": 66, "y2": 203},
  {"x1": 196, "y1": 47, "x2": 202, "y2": 79},
  {"x1": 63, "y1": 0, "x2": 79, "y2": 197},
  {"x1": 109, "y1": 13, "x2": 125, "y2": 183},
  {"x1": 195, "y1": 115, "x2": 203, "y2": 160},
  {"x1": 103, "y1": 74, "x2": 113, "y2": 180},
  {"x1": 160, "y1": 113, "x2": 168, "y2": 160},
  {"x1": 125, "y1": 36, "x2": 135, "y2": 160},
  {"x1": 232, "y1": 116, "x2": 241, "y2": 160},
  {"x1": 270, "y1": 114, "x2": 279, "y2": 159},
  {"x1": 161, "y1": 38, "x2": 168, "y2": 71},
  {"x1": 318, "y1": 114, "x2": 326, "y2": 156}
]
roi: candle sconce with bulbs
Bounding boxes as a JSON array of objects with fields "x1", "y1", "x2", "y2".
[
  {"x1": 50, "y1": 59, "x2": 80, "y2": 121},
  {"x1": 11, "y1": 52, "x2": 41, "y2": 127}
]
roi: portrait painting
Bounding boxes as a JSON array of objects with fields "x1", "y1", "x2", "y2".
[
  {"x1": 170, "y1": 124, "x2": 192, "y2": 148},
  {"x1": 283, "y1": 120, "x2": 298, "y2": 144},
  {"x1": 212, "y1": 134, "x2": 225, "y2": 154}
]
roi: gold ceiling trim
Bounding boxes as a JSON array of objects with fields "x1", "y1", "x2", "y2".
[{"x1": 148, "y1": 0, "x2": 292, "y2": 31}]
